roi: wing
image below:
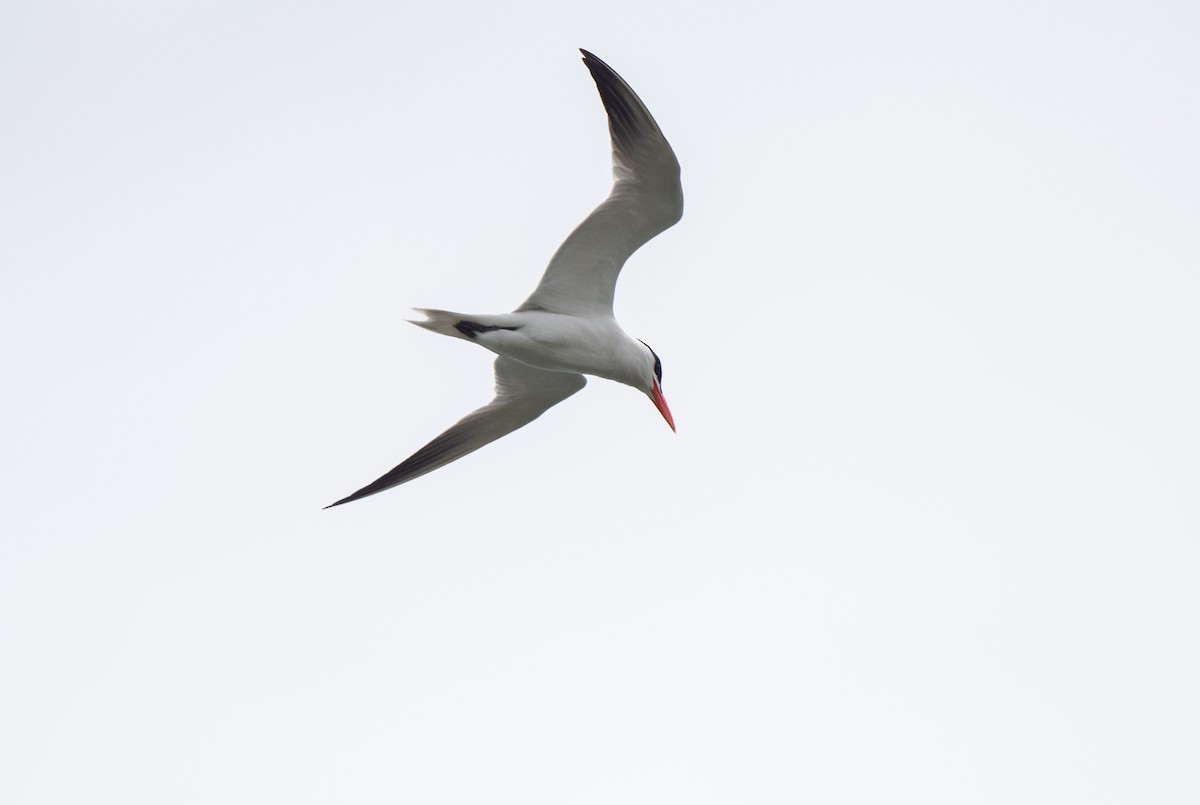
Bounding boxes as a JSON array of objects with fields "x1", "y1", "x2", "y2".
[
  {"x1": 518, "y1": 50, "x2": 683, "y2": 318},
  {"x1": 326, "y1": 357, "x2": 586, "y2": 507}
]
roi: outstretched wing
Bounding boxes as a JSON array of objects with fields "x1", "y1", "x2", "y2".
[
  {"x1": 326, "y1": 357, "x2": 586, "y2": 507},
  {"x1": 518, "y1": 50, "x2": 683, "y2": 318}
]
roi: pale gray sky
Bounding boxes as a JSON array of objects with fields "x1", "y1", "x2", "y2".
[{"x1": 3, "y1": 1, "x2": 1198, "y2": 803}]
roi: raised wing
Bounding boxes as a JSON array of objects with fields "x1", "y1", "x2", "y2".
[
  {"x1": 518, "y1": 50, "x2": 683, "y2": 317},
  {"x1": 326, "y1": 357, "x2": 586, "y2": 507}
]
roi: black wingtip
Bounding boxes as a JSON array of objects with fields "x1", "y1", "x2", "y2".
[
  {"x1": 323, "y1": 493, "x2": 358, "y2": 509},
  {"x1": 579, "y1": 49, "x2": 609, "y2": 70},
  {"x1": 579, "y1": 49, "x2": 610, "y2": 71}
]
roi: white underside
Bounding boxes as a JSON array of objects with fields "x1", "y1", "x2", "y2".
[{"x1": 413, "y1": 308, "x2": 650, "y2": 391}]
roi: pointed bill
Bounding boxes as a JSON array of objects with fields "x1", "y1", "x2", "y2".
[{"x1": 650, "y1": 381, "x2": 675, "y2": 432}]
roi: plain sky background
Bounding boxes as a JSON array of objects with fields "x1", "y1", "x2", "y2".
[{"x1": 3, "y1": 1, "x2": 1198, "y2": 803}]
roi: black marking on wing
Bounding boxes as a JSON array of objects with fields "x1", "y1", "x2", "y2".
[{"x1": 455, "y1": 321, "x2": 518, "y2": 339}]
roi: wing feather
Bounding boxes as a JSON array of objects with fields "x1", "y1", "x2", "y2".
[
  {"x1": 518, "y1": 50, "x2": 683, "y2": 317},
  {"x1": 326, "y1": 358, "x2": 586, "y2": 507}
]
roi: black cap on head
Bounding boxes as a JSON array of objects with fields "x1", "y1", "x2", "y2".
[{"x1": 639, "y1": 339, "x2": 663, "y2": 384}]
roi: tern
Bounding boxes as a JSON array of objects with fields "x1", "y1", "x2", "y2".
[{"x1": 327, "y1": 50, "x2": 683, "y2": 508}]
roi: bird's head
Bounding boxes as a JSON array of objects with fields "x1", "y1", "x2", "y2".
[{"x1": 637, "y1": 340, "x2": 675, "y2": 432}]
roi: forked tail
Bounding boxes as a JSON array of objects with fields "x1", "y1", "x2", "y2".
[{"x1": 408, "y1": 309, "x2": 518, "y2": 341}]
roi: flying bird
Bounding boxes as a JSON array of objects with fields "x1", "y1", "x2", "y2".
[{"x1": 327, "y1": 50, "x2": 683, "y2": 508}]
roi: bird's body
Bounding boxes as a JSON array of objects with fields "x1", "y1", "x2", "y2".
[
  {"x1": 327, "y1": 50, "x2": 682, "y2": 508},
  {"x1": 411, "y1": 309, "x2": 647, "y2": 387}
]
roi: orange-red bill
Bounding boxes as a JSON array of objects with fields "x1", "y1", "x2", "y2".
[{"x1": 650, "y1": 381, "x2": 676, "y2": 432}]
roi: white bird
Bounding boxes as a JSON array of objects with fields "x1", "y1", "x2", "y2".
[{"x1": 327, "y1": 50, "x2": 683, "y2": 508}]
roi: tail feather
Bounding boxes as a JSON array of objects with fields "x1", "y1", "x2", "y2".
[
  {"x1": 408, "y1": 308, "x2": 468, "y2": 339},
  {"x1": 409, "y1": 308, "x2": 521, "y2": 341}
]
